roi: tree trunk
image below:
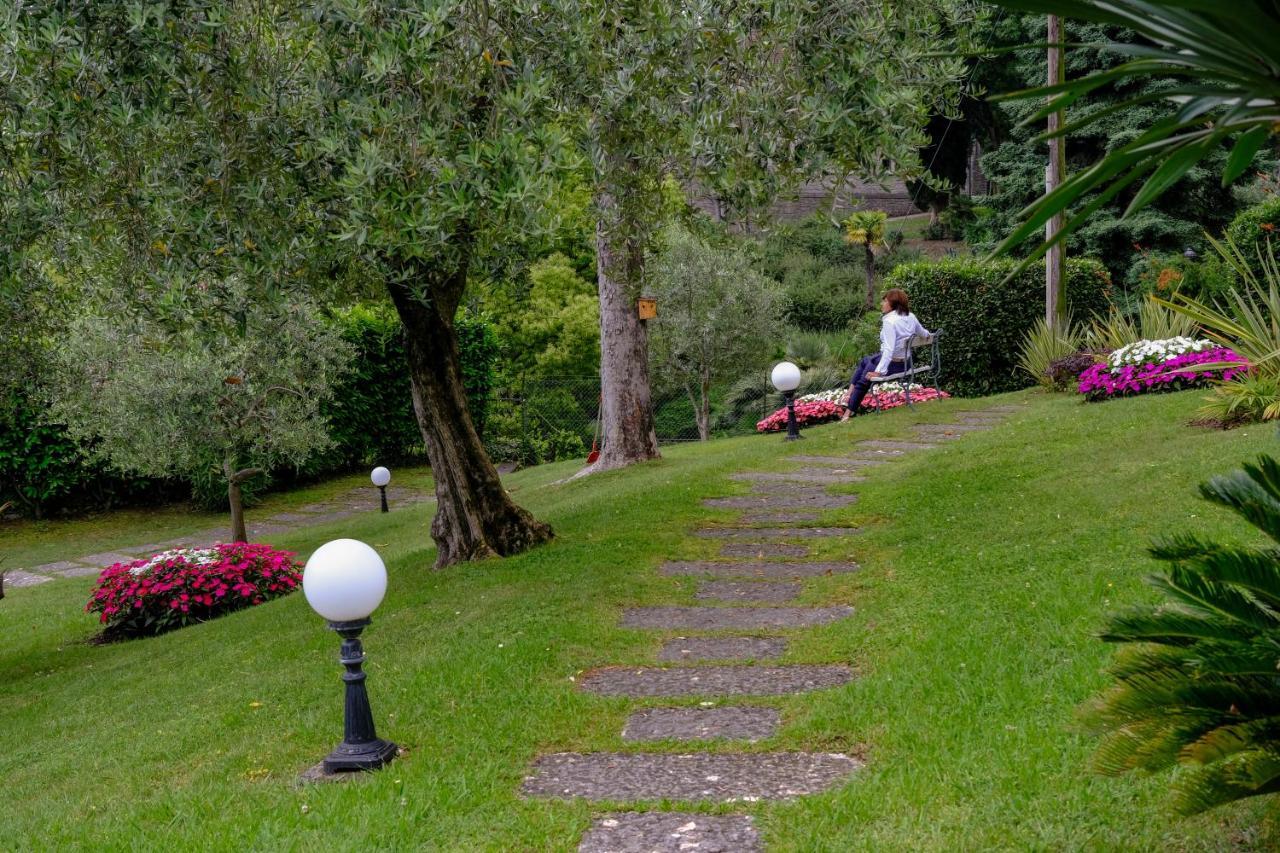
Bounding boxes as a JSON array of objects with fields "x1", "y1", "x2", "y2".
[
  {"x1": 388, "y1": 263, "x2": 553, "y2": 568},
  {"x1": 226, "y1": 476, "x2": 248, "y2": 543},
  {"x1": 697, "y1": 377, "x2": 711, "y2": 442},
  {"x1": 864, "y1": 244, "x2": 877, "y2": 310},
  {"x1": 589, "y1": 206, "x2": 660, "y2": 471}
]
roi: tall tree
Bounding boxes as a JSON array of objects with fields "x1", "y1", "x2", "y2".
[
  {"x1": 844, "y1": 211, "x2": 889, "y2": 309},
  {"x1": 539, "y1": 1, "x2": 972, "y2": 472}
]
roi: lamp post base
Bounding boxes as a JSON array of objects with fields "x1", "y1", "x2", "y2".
[
  {"x1": 783, "y1": 391, "x2": 803, "y2": 441},
  {"x1": 378, "y1": 485, "x2": 389, "y2": 513},
  {"x1": 322, "y1": 737, "x2": 398, "y2": 774}
]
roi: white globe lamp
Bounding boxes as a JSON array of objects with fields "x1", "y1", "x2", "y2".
[
  {"x1": 303, "y1": 538, "x2": 397, "y2": 774},
  {"x1": 770, "y1": 361, "x2": 804, "y2": 441},
  {"x1": 371, "y1": 466, "x2": 391, "y2": 512}
]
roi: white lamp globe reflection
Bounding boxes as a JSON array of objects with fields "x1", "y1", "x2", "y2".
[
  {"x1": 370, "y1": 466, "x2": 391, "y2": 487},
  {"x1": 303, "y1": 538, "x2": 388, "y2": 624},
  {"x1": 771, "y1": 361, "x2": 801, "y2": 393}
]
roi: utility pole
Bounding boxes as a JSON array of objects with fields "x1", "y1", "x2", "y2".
[{"x1": 1046, "y1": 14, "x2": 1066, "y2": 329}]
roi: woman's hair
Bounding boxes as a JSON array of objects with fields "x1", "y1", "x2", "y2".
[{"x1": 883, "y1": 288, "x2": 910, "y2": 315}]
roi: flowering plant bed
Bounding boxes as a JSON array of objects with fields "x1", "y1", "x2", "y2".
[
  {"x1": 1106, "y1": 336, "x2": 1215, "y2": 371},
  {"x1": 1078, "y1": 346, "x2": 1248, "y2": 401},
  {"x1": 757, "y1": 384, "x2": 951, "y2": 432},
  {"x1": 86, "y1": 543, "x2": 302, "y2": 640}
]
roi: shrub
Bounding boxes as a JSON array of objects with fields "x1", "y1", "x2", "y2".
[
  {"x1": 86, "y1": 543, "x2": 301, "y2": 640},
  {"x1": 1017, "y1": 318, "x2": 1083, "y2": 389},
  {"x1": 1196, "y1": 373, "x2": 1280, "y2": 426},
  {"x1": 781, "y1": 263, "x2": 865, "y2": 331},
  {"x1": 885, "y1": 257, "x2": 1113, "y2": 396},
  {"x1": 1086, "y1": 298, "x2": 1198, "y2": 353},
  {"x1": 1083, "y1": 456, "x2": 1280, "y2": 815},
  {"x1": 1126, "y1": 251, "x2": 1237, "y2": 305},
  {"x1": 1225, "y1": 196, "x2": 1280, "y2": 280},
  {"x1": 1046, "y1": 353, "x2": 1098, "y2": 392}
]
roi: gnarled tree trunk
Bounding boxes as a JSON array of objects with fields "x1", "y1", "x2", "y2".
[
  {"x1": 223, "y1": 461, "x2": 261, "y2": 543},
  {"x1": 388, "y1": 260, "x2": 553, "y2": 568},
  {"x1": 589, "y1": 206, "x2": 660, "y2": 472}
]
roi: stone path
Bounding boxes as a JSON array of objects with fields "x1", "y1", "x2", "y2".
[
  {"x1": 8, "y1": 484, "x2": 431, "y2": 587},
  {"x1": 520, "y1": 403, "x2": 1022, "y2": 850}
]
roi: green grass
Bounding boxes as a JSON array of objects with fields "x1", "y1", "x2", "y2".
[
  {"x1": 3, "y1": 390, "x2": 1279, "y2": 849},
  {"x1": 886, "y1": 213, "x2": 932, "y2": 241}
]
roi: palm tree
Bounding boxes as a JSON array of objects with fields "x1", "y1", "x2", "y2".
[
  {"x1": 986, "y1": 1, "x2": 1280, "y2": 267},
  {"x1": 1084, "y1": 455, "x2": 1280, "y2": 814},
  {"x1": 844, "y1": 211, "x2": 889, "y2": 310}
]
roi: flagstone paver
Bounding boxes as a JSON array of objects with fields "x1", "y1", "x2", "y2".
[
  {"x1": 729, "y1": 471, "x2": 864, "y2": 485},
  {"x1": 523, "y1": 752, "x2": 861, "y2": 802},
  {"x1": 698, "y1": 526, "x2": 855, "y2": 539},
  {"x1": 857, "y1": 439, "x2": 938, "y2": 451},
  {"x1": 718, "y1": 542, "x2": 810, "y2": 558},
  {"x1": 703, "y1": 493, "x2": 858, "y2": 510},
  {"x1": 3, "y1": 570, "x2": 54, "y2": 588},
  {"x1": 621, "y1": 605, "x2": 853, "y2": 630},
  {"x1": 660, "y1": 560, "x2": 858, "y2": 579},
  {"x1": 737, "y1": 510, "x2": 821, "y2": 523},
  {"x1": 32, "y1": 560, "x2": 93, "y2": 575},
  {"x1": 786, "y1": 455, "x2": 892, "y2": 467},
  {"x1": 657, "y1": 637, "x2": 788, "y2": 662},
  {"x1": 695, "y1": 581, "x2": 801, "y2": 603},
  {"x1": 623, "y1": 707, "x2": 781, "y2": 742},
  {"x1": 578, "y1": 665, "x2": 854, "y2": 698},
  {"x1": 578, "y1": 812, "x2": 761, "y2": 853}
]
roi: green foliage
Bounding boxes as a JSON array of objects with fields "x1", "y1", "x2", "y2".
[
  {"x1": 843, "y1": 211, "x2": 888, "y2": 248},
  {"x1": 648, "y1": 226, "x2": 783, "y2": 438},
  {"x1": 1125, "y1": 251, "x2": 1238, "y2": 308},
  {"x1": 886, "y1": 257, "x2": 1112, "y2": 396},
  {"x1": 779, "y1": 262, "x2": 866, "y2": 331},
  {"x1": 1084, "y1": 455, "x2": 1280, "y2": 815},
  {"x1": 1225, "y1": 197, "x2": 1280, "y2": 281},
  {"x1": 488, "y1": 254, "x2": 599, "y2": 381},
  {"x1": 975, "y1": 14, "x2": 1274, "y2": 283},
  {"x1": 1085, "y1": 297, "x2": 1198, "y2": 353},
  {"x1": 1017, "y1": 318, "x2": 1083, "y2": 389},
  {"x1": 1195, "y1": 373, "x2": 1280, "y2": 426}
]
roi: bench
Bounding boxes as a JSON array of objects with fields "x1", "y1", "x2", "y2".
[{"x1": 868, "y1": 330, "x2": 943, "y2": 411}]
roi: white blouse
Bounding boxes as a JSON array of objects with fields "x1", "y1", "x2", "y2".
[{"x1": 876, "y1": 311, "x2": 932, "y2": 373}]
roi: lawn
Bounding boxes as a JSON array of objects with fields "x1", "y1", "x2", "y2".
[{"x1": 3, "y1": 389, "x2": 1278, "y2": 849}]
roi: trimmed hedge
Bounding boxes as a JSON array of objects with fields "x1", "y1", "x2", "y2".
[
  {"x1": 1225, "y1": 196, "x2": 1280, "y2": 278},
  {"x1": 885, "y1": 257, "x2": 1113, "y2": 397}
]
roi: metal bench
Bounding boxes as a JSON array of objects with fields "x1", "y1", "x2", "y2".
[{"x1": 868, "y1": 330, "x2": 942, "y2": 411}]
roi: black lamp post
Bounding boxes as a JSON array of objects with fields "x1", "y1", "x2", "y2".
[
  {"x1": 770, "y1": 361, "x2": 804, "y2": 441},
  {"x1": 303, "y1": 538, "x2": 397, "y2": 774},
  {"x1": 371, "y1": 466, "x2": 391, "y2": 513}
]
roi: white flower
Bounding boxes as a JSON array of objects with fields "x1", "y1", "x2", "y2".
[
  {"x1": 1108, "y1": 337, "x2": 1213, "y2": 371},
  {"x1": 129, "y1": 546, "x2": 220, "y2": 575}
]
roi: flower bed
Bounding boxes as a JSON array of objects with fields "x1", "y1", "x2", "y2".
[
  {"x1": 1107, "y1": 336, "x2": 1215, "y2": 371},
  {"x1": 757, "y1": 384, "x2": 951, "y2": 432},
  {"x1": 86, "y1": 543, "x2": 302, "y2": 640},
  {"x1": 1078, "y1": 346, "x2": 1248, "y2": 401}
]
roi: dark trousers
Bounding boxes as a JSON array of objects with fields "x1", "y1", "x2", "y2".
[{"x1": 846, "y1": 355, "x2": 904, "y2": 412}]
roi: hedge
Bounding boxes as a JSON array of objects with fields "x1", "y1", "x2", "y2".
[
  {"x1": 884, "y1": 257, "x2": 1113, "y2": 397},
  {"x1": 1225, "y1": 196, "x2": 1280, "y2": 279}
]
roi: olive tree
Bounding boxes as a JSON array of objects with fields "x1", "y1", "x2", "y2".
[
  {"x1": 47, "y1": 287, "x2": 350, "y2": 543},
  {"x1": 648, "y1": 226, "x2": 782, "y2": 440}
]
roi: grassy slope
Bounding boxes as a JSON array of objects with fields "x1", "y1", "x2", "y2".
[{"x1": 2, "y1": 390, "x2": 1278, "y2": 850}]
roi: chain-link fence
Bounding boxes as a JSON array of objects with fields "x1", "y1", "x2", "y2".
[{"x1": 483, "y1": 375, "x2": 779, "y2": 465}]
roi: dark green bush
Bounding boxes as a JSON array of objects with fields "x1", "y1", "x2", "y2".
[
  {"x1": 885, "y1": 257, "x2": 1113, "y2": 396},
  {"x1": 1225, "y1": 196, "x2": 1280, "y2": 279},
  {"x1": 1125, "y1": 251, "x2": 1238, "y2": 306}
]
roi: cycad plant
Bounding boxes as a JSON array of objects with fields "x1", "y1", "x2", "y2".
[
  {"x1": 1084, "y1": 456, "x2": 1280, "y2": 814},
  {"x1": 1017, "y1": 316, "x2": 1083, "y2": 388},
  {"x1": 844, "y1": 211, "x2": 889, "y2": 310}
]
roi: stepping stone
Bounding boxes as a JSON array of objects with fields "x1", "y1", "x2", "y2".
[
  {"x1": 737, "y1": 510, "x2": 820, "y2": 523},
  {"x1": 719, "y1": 542, "x2": 809, "y2": 558},
  {"x1": 77, "y1": 552, "x2": 138, "y2": 569},
  {"x1": 697, "y1": 580, "x2": 800, "y2": 603},
  {"x1": 32, "y1": 560, "x2": 93, "y2": 574},
  {"x1": 55, "y1": 565, "x2": 105, "y2": 578},
  {"x1": 698, "y1": 527, "x2": 855, "y2": 539},
  {"x1": 578, "y1": 664, "x2": 854, "y2": 697},
  {"x1": 658, "y1": 636, "x2": 787, "y2": 662},
  {"x1": 265, "y1": 511, "x2": 318, "y2": 523},
  {"x1": 703, "y1": 493, "x2": 857, "y2": 510},
  {"x1": 908, "y1": 428, "x2": 964, "y2": 441},
  {"x1": 523, "y1": 751, "x2": 861, "y2": 801},
  {"x1": 787, "y1": 455, "x2": 892, "y2": 467},
  {"x1": 621, "y1": 605, "x2": 853, "y2": 630},
  {"x1": 856, "y1": 440, "x2": 937, "y2": 451},
  {"x1": 579, "y1": 812, "x2": 761, "y2": 853},
  {"x1": 115, "y1": 542, "x2": 167, "y2": 556},
  {"x1": 729, "y1": 471, "x2": 863, "y2": 485},
  {"x1": 984, "y1": 405, "x2": 1025, "y2": 412},
  {"x1": 623, "y1": 707, "x2": 781, "y2": 742},
  {"x1": 913, "y1": 423, "x2": 989, "y2": 434},
  {"x1": 661, "y1": 561, "x2": 858, "y2": 579},
  {"x1": 3, "y1": 570, "x2": 54, "y2": 587}
]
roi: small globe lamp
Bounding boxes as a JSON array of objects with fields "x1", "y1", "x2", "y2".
[
  {"x1": 303, "y1": 538, "x2": 397, "y2": 774},
  {"x1": 1183, "y1": 246, "x2": 1198, "y2": 260},
  {"x1": 770, "y1": 361, "x2": 804, "y2": 441},
  {"x1": 371, "y1": 466, "x2": 391, "y2": 513}
]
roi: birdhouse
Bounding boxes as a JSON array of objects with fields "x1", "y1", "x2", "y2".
[{"x1": 637, "y1": 297, "x2": 657, "y2": 321}]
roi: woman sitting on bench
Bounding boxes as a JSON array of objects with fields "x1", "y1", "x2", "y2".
[{"x1": 840, "y1": 288, "x2": 933, "y2": 420}]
